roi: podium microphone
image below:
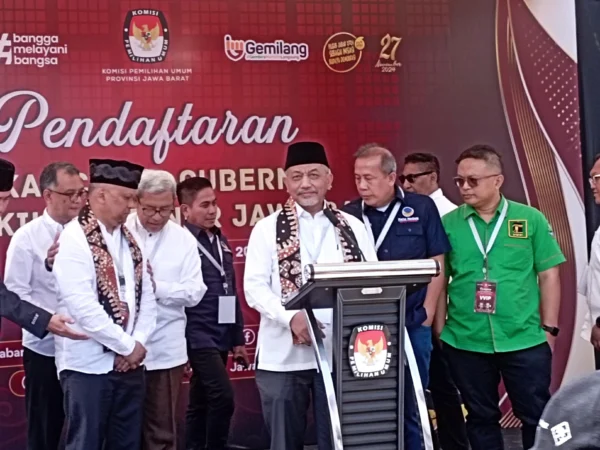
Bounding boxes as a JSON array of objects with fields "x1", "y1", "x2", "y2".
[{"x1": 323, "y1": 207, "x2": 365, "y2": 262}]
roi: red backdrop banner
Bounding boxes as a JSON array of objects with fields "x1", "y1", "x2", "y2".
[{"x1": 0, "y1": 0, "x2": 584, "y2": 448}]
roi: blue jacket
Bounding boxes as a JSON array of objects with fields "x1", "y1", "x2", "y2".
[{"x1": 342, "y1": 187, "x2": 451, "y2": 329}]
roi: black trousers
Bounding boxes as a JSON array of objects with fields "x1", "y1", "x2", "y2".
[
  {"x1": 23, "y1": 348, "x2": 64, "y2": 450},
  {"x1": 444, "y1": 343, "x2": 552, "y2": 450},
  {"x1": 428, "y1": 340, "x2": 469, "y2": 450},
  {"x1": 60, "y1": 367, "x2": 145, "y2": 450},
  {"x1": 185, "y1": 348, "x2": 235, "y2": 450}
]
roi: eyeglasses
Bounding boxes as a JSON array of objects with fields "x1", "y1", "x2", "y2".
[
  {"x1": 453, "y1": 174, "x2": 501, "y2": 188},
  {"x1": 48, "y1": 188, "x2": 88, "y2": 202},
  {"x1": 140, "y1": 205, "x2": 174, "y2": 218},
  {"x1": 399, "y1": 171, "x2": 433, "y2": 184},
  {"x1": 589, "y1": 174, "x2": 600, "y2": 187}
]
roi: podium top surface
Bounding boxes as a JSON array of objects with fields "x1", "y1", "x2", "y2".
[
  {"x1": 283, "y1": 259, "x2": 440, "y2": 310},
  {"x1": 304, "y1": 259, "x2": 439, "y2": 282}
]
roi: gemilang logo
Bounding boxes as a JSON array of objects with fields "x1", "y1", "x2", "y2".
[{"x1": 224, "y1": 35, "x2": 309, "y2": 62}]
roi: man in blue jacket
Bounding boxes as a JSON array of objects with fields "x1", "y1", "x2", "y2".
[{"x1": 343, "y1": 144, "x2": 450, "y2": 450}]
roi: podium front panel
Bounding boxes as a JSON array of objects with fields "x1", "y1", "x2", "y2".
[{"x1": 333, "y1": 286, "x2": 406, "y2": 449}]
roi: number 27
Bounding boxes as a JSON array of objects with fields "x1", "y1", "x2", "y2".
[{"x1": 379, "y1": 34, "x2": 402, "y2": 61}]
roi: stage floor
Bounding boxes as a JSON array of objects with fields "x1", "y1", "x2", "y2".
[{"x1": 303, "y1": 428, "x2": 523, "y2": 449}]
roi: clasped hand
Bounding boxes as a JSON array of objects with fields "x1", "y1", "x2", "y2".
[{"x1": 114, "y1": 341, "x2": 147, "y2": 372}]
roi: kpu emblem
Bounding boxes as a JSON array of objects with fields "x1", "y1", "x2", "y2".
[
  {"x1": 123, "y1": 9, "x2": 170, "y2": 63},
  {"x1": 348, "y1": 324, "x2": 392, "y2": 378}
]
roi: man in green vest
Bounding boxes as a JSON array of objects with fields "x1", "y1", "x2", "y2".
[{"x1": 434, "y1": 144, "x2": 565, "y2": 450}]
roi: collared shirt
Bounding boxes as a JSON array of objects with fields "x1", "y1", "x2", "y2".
[
  {"x1": 53, "y1": 218, "x2": 157, "y2": 375},
  {"x1": 126, "y1": 214, "x2": 206, "y2": 371},
  {"x1": 441, "y1": 197, "x2": 566, "y2": 353},
  {"x1": 244, "y1": 203, "x2": 378, "y2": 372},
  {"x1": 5, "y1": 210, "x2": 65, "y2": 356},
  {"x1": 430, "y1": 188, "x2": 457, "y2": 217},
  {"x1": 579, "y1": 225, "x2": 600, "y2": 341},
  {"x1": 343, "y1": 187, "x2": 451, "y2": 329},
  {"x1": 185, "y1": 223, "x2": 245, "y2": 351}
]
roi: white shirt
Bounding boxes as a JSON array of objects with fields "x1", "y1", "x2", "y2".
[
  {"x1": 126, "y1": 213, "x2": 206, "y2": 371},
  {"x1": 53, "y1": 217, "x2": 157, "y2": 375},
  {"x1": 244, "y1": 204, "x2": 377, "y2": 372},
  {"x1": 5, "y1": 210, "x2": 65, "y2": 356},
  {"x1": 580, "y1": 225, "x2": 600, "y2": 340},
  {"x1": 430, "y1": 188, "x2": 457, "y2": 217}
]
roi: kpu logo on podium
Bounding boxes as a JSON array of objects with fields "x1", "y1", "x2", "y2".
[
  {"x1": 348, "y1": 324, "x2": 392, "y2": 378},
  {"x1": 123, "y1": 9, "x2": 170, "y2": 63}
]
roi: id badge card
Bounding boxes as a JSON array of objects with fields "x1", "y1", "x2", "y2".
[
  {"x1": 218, "y1": 296, "x2": 236, "y2": 324},
  {"x1": 474, "y1": 280, "x2": 497, "y2": 314}
]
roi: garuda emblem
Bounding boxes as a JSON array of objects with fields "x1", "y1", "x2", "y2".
[{"x1": 348, "y1": 324, "x2": 392, "y2": 378}]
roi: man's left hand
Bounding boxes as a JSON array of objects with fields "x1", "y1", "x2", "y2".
[
  {"x1": 114, "y1": 355, "x2": 131, "y2": 372},
  {"x1": 232, "y1": 346, "x2": 250, "y2": 367},
  {"x1": 46, "y1": 231, "x2": 60, "y2": 270}
]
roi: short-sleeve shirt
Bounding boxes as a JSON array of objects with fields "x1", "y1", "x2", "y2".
[
  {"x1": 343, "y1": 187, "x2": 451, "y2": 329},
  {"x1": 441, "y1": 197, "x2": 566, "y2": 353}
]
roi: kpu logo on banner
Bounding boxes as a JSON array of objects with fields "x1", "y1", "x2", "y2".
[
  {"x1": 123, "y1": 9, "x2": 170, "y2": 63},
  {"x1": 224, "y1": 35, "x2": 309, "y2": 62},
  {"x1": 348, "y1": 324, "x2": 392, "y2": 378},
  {"x1": 0, "y1": 33, "x2": 68, "y2": 68}
]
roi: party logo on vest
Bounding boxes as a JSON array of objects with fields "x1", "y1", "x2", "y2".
[
  {"x1": 508, "y1": 219, "x2": 528, "y2": 239},
  {"x1": 123, "y1": 9, "x2": 170, "y2": 63},
  {"x1": 348, "y1": 324, "x2": 392, "y2": 378}
]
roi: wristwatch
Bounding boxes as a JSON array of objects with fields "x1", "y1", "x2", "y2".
[{"x1": 542, "y1": 325, "x2": 560, "y2": 337}]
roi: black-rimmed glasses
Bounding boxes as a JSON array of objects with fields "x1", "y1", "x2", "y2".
[{"x1": 48, "y1": 188, "x2": 88, "y2": 202}]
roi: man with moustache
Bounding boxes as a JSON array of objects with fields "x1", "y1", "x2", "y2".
[
  {"x1": 177, "y1": 176, "x2": 248, "y2": 450},
  {"x1": 126, "y1": 169, "x2": 206, "y2": 450},
  {"x1": 343, "y1": 144, "x2": 449, "y2": 450},
  {"x1": 435, "y1": 145, "x2": 564, "y2": 450},
  {"x1": 245, "y1": 141, "x2": 377, "y2": 450},
  {"x1": 401, "y1": 153, "x2": 457, "y2": 216},
  {"x1": 52, "y1": 159, "x2": 157, "y2": 450},
  {"x1": 5, "y1": 162, "x2": 87, "y2": 450},
  {"x1": 400, "y1": 152, "x2": 468, "y2": 450}
]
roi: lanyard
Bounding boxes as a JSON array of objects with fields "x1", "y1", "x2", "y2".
[
  {"x1": 468, "y1": 199, "x2": 508, "y2": 279},
  {"x1": 362, "y1": 201, "x2": 401, "y2": 251},
  {"x1": 112, "y1": 231, "x2": 127, "y2": 281},
  {"x1": 196, "y1": 236, "x2": 229, "y2": 294},
  {"x1": 300, "y1": 222, "x2": 329, "y2": 264}
]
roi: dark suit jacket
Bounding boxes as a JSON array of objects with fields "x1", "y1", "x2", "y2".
[{"x1": 0, "y1": 281, "x2": 51, "y2": 339}]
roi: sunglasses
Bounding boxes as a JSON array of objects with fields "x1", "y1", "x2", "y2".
[
  {"x1": 399, "y1": 171, "x2": 433, "y2": 184},
  {"x1": 453, "y1": 174, "x2": 500, "y2": 188}
]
